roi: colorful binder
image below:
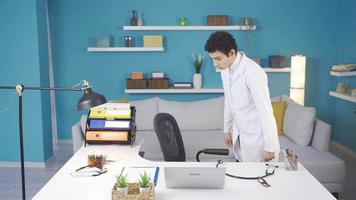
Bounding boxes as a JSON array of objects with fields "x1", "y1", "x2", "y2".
[
  {"x1": 89, "y1": 120, "x2": 131, "y2": 130},
  {"x1": 86, "y1": 131, "x2": 129, "y2": 142}
]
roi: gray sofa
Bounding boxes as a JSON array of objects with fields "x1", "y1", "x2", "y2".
[{"x1": 72, "y1": 96, "x2": 345, "y2": 194}]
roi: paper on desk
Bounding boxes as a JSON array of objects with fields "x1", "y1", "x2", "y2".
[{"x1": 121, "y1": 166, "x2": 159, "y2": 186}]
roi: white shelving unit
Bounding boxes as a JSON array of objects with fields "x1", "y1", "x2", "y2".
[
  {"x1": 87, "y1": 47, "x2": 164, "y2": 52},
  {"x1": 330, "y1": 71, "x2": 356, "y2": 77},
  {"x1": 329, "y1": 91, "x2": 356, "y2": 103},
  {"x1": 123, "y1": 25, "x2": 256, "y2": 31},
  {"x1": 125, "y1": 88, "x2": 224, "y2": 94},
  {"x1": 263, "y1": 68, "x2": 291, "y2": 72}
]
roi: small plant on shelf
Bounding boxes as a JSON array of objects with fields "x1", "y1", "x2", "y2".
[{"x1": 192, "y1": 53, "x2": 204, "y2": 74}]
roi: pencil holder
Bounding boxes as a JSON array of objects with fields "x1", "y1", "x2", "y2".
[{"x1": 284, "y1": 154, "x2": 298, "y2": 170}]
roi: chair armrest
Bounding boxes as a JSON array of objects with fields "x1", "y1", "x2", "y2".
[
  {"x1": 311, "y1": 119, "x2": 331, "y2": 151},
  {"x1": 71, "y1": 122, "x2": 84, "y2": 153}
]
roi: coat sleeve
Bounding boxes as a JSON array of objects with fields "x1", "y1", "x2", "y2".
[
  {"x1": 221, "y1": 72, "x2": 233, "y2": 134},
  {"x1": 246, "y1": 68, "x2": 280, "y2": 152}
]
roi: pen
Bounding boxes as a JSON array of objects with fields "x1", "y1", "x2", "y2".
[{"x1": 119, "y1": 167, "x2": 125, "y2": 177}]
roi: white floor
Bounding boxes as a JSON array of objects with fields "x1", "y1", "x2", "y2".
[{"x1": 0, "y1": 142, "x2": 355, "y2": 200}]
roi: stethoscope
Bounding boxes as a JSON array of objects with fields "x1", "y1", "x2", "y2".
[
  {"x1": 71, "y1": 165, "x2": 108, "y2": 177},
  {"x1": 216, "y1": 160, "x2": 279, "y2": 187}
]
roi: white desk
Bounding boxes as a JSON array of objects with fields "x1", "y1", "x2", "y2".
[{"x1": 33, "y1": 140, "x2": 336, "y2": 200}]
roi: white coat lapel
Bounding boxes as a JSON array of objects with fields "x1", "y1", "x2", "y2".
[{"x1": 229, "y1": 52, "x2": 245, "y2": 85}]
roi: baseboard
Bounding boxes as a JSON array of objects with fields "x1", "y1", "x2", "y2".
[
  {"x1": 57, "y1": 139, "x2": 72, "y2": 144},
  {"x1": 0, "y1": 161, "x2": 46, "y2": 168},
  {"x1": 331, "y1": 141, "x2": 356, "y2": 159}
]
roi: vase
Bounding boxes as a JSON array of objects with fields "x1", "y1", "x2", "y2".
[
  {"x1": 116, "y1": 186, "x2": 128, "y2": 195},
  {"x1": 137, "y1": 11, "x2": 144, "y2": 26},
  {"x1": 193, "y1": 73, "x2": 202, "y2": 89},
  {"x1": 130, "y1": 10, "x2": 137, "y2": 26}
]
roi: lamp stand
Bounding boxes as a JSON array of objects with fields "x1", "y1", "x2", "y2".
[
  {"x1": 17, "y1": 86, "x2": 26, "y2": 200},
  {"x1": 0, "y1": 85, "x2": 81, "y2": 200},
  {"x1": 0, "y1": 81, "x2": 106, "y2": 200}
]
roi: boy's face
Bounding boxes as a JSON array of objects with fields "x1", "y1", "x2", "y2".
[{"x1": 208, "y1": 49, "x2": 236, "y2": 70}]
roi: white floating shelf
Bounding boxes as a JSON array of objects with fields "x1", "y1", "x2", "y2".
[
  {"x1": 263, "y1": 68, "x2": 291, "y2": 72},
  {"x1": 87, "y1": 47, "x2": 164, "y2": 52},
  {"x1": 125, "y1": 88, "x2": 224, "y2": 94},
  {"x1": 329, "y1": 91, "x2": 356, "y2": 103},
  {"x1": 123, "y1": 25, "x2": 256, "y2": 31},
  {"x1": 330, "y1": 71, "x2": 356, "y2": 77}
]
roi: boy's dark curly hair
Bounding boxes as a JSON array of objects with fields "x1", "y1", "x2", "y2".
[{"x1": 204, "y1": 31, "x2": 238, "y2": 56}]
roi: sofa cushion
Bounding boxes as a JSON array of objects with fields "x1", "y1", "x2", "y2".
[
  {"x1": 158, "y1": 97, "x2": 224, "y2": 131},
  {"x1": 279, "y1": 136, "x2": 345, "y2": 183},
  {"x1": 272, "y1": 101, "x2": 286, "y2": 135},
  {"x1": 130, "y1": 97, "x2": 159, "y2": 130},
  {"x1": 283, "y1": 101, "x2": 316, "y2": 146}
]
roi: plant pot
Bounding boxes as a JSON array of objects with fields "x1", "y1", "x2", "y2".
[
  {"x1": 139, "y1": 186, "x2": 150, "y2": 193},
  {"x1": 116, "y1": 186, "x2": 128, "y2": 195},
  {"x1": 193, "y1": 73, "x2": 202, "y2": 89}
]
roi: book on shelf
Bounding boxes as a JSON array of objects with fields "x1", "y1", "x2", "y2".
[
  {"x1": 172, "y1": 86, "x2": 193, "y2": 89},
  {"x1": 173, "y1": 82, "x2": 192, "y2": 87},
  {"x1": 131, "y1": 72, "x2": 144, "y2": 80},
  {"x1": 152, "y1": 71, "x2": 165, "y2": 79}
]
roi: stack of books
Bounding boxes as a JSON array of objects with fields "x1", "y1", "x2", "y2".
[
  {"x1": 173, "y1": 82, "x2": 193, "y2": 88},
  {"x1": 152, "y1": 71, "x2": 165, "y2": 79},
  {"x1": 86, "y1": 103, "x2": 136, "y2": 145}
]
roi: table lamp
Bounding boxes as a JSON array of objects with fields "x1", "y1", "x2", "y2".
[{"x1": 0, "y1": 80, "x2": 107, "y2": 200}]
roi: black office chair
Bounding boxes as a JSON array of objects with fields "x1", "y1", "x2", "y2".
[{"x1": 153, "y1": 113, "x2": 229, "y2": 162}]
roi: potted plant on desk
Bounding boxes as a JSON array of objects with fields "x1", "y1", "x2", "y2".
[
  {"x1": 138, "y1": 172, "x2": 151, "y2": 193},
  {"x1": 116, "y1": 174, "x2": 129, "y2": 195}
]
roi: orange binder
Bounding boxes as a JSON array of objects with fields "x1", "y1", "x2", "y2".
[{"x1": 86, "y1": 131, "x2": 129, "y2": 142}]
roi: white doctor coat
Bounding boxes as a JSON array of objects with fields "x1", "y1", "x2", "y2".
[{"x1": 221, "y1": 52, "x2": 280, "y2": 162}]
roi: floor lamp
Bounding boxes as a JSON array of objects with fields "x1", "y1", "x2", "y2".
[
  {"x1": 290, "y1": 55, "x2": 306, "y2": 105},
  {"x1": 0, "y1": 80, "x2": 107, "y2": 200}
]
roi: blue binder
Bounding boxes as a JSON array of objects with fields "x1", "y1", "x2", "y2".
[{"x1": 89, "y1": 119, "x2": 131, "y2": 130}]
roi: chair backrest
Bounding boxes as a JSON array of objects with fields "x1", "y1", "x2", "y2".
[{"x1": 153, "y1": 113, "x2": 186, "y2": 162}]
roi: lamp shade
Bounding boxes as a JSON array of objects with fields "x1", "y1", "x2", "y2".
[
  {"x1": 77, "y1": 87, "x2": 107, "y2": 111},
  {"x1": 290, "y1": 55, "x2": 306, "y2": 88},
  {"x1": 290, "y1": 55, "x2": 306, "y2": 105}
]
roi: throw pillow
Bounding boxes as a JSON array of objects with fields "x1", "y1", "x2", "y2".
[
  {"x1": 283, "y1": 101, "x2": 316, "y2": 146},
  {"x1": 130, "y1": 97, "x2": 159, "y2": 131},
  {"x1": 271, "y1": 101, "x2": 286, "y2": 135},
  {"x1": 158, "y1": 97, "x2": 224, "y2": 131}
]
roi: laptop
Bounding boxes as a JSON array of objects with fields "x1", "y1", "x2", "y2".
[{"x1": 164, "y1": 167, "x2": 226, "y2": 189}]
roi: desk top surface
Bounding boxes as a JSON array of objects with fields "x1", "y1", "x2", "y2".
[{"x1": 33, "y1": 140, "x2": 336, "y2": 200}]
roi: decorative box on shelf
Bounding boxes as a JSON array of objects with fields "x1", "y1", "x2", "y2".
[
  {"x1": 143, "y1": 35, "x2": 163, "y2": 47},
  {"x1": 127, "y1": 79, "x2": 147, "y2": 89},
  {"x1": 112, "y1": 183, "x2": 155, "y2": 200},
  {"x1": 147, "y1": 79, "x2": 169, "y2": 89},
  {"x1": 207, "y1": 15, "x2": 228, "y2": 26}
]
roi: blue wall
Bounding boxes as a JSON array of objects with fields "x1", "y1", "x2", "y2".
[
  {"x1": 0, "y1": 0, "x2": 52, "y2": 162},
  {"x1": 48, "y1": 0, "x2": 341, "y2": 140},
  {"x1": 1, "y1": 0, "x2": 355, "y2": 162},
  {"x1": 333, "y1": 0, "x2": 356, "y2": 151}
]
